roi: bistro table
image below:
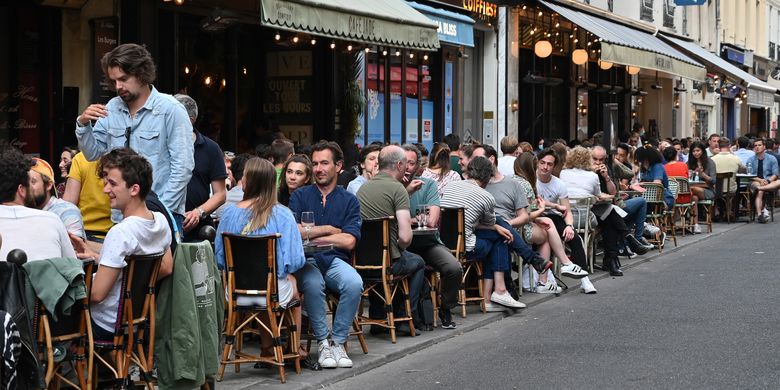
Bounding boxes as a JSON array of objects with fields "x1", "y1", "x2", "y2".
[
  {"x1": 411, "y1": 227, "x2": 439, "y2": 236},
  {"x1": 735, "y1": 174, "x2": 757, "y2": 222}
]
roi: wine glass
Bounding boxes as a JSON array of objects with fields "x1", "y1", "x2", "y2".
[{"x1": 301, "y1": 212, "x2": 315, "y2": 245}]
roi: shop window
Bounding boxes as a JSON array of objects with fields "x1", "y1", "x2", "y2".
[
  {"x1": 640, "y1": 0, "x2": 654, "y2": 22},
  {"x1": 366, "y1": 49, "x2": 385, "y2": 144},
  {"x1": 389, "y1": 54, "x2": 403, "y2": 144},
  {"x1": 421, "y1": 59, "x2": 435, "y2": 150},
  {"x1": 405, "y1": 53, "x2": 420, "y2": 145},
  {"x1": 694, "y1": 108, "x2": 709, "y2": 139}
]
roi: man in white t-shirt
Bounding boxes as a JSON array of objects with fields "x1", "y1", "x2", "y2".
[
  {"x1": 81, "y1": 148, "x2": 172, "y2": 340},
  {"x1": 496, "y1": 136, "x2": 520, "y2": 177},
  {"x1": 0, "y1": 147, "x2": 77, "y2": 261}
]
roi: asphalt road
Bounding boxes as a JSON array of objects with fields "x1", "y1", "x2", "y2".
[{"x1": 331, "y1": 222, "x2": 780, "y2": 390}]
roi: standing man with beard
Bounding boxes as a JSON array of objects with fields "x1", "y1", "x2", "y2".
[
  {"x1": 75, "y1": 43, "x2": 194, "y2": 231},
  {"x1": 0, "y1": 147, "x2": 77, "y2": 261}
]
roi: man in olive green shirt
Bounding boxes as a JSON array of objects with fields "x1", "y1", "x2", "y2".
[{"x1": 357, "y1": 145, "x2": 425, "y2": 331}]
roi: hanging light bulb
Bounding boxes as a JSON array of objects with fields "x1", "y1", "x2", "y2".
[
  {"x1": 365, "y1": 47, "x2": 370, "y2": 53},
  {"x1": 423, "y1": 54, "x2": 429, "y2": 60},
  {"x1": 292, "y1": 36, "x2": 299, "y2": 43},
  {"x1": 311, "y1": 38, "x2": 317, "y2": 45},
  {"x1": 347, "y1": 44, "x2": 353, "y2": 51},
  {"x1": 174, "y1": 0, "x2": 185, "y2": 4},
  {"x1": 184, "y1": 66, "x2": 190, "y2": 75},
  {"x1": 538, "y1": 11, "x2": 543, "y2": 16},
  {"x1": 330, "y1": 41, "x2": 336, "y2": 49},
  {"x1": 409, "y1": 52, "x2": 415, "y2": 59},
  {"x1": 534, "y1": 40, "x2": 553, "y2": 58},
  {"x1": 572, "y1": 49, "x2": 588, "y2": 65},
  {"x1": 395, "y1": 50, "x2": 401, "y2": 56},
  {"x1": 627, "y1": 66, "x2": 641, "y2": 75},
  {"x1": 204, "y1": 76, "x2": 212, "y2": 86},
  {"x1": 555, "y1": 22, "x2": 560, "y2": 28},
  {"x1": 382, "y1": 49, "x2": 388, "y2": 56},
  {"x1": 598, "y1": 60, "x2": 613, "y2": 70},
  {"x1": 242, "y1": 67, "x2": 247, "y2": 75},
  {"x1": 274, "y1": 33, "x2": 281, "y2": 41},
  {"x1": 221, "y1": 78, "x2": 226, "y2": 87}
]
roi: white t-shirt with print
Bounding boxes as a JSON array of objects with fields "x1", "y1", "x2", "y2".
[{"x1": 91, "y1": 212, "x2": 171, "y2": 333}]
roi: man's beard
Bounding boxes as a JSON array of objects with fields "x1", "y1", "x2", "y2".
[
  {"x1": 119, "y1": 91, "x2": 138, "y2": 103},
  {"x1": 23, "y1": 190, "x2": 45, "y2": 209}
]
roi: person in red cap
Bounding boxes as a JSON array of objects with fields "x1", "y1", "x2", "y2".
[{"x1": 29, "y1": 157, "x2": 86, "y2": 240}]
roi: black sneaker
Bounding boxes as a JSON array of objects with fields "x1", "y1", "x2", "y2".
[
  {"x1": 531, "y1": 256, "x2": 553, "y2": 274},
  {"x1": 438, "y1": 310, "x2": 456, "y2": 329},
  {"x1": 625, "y1": 235, "x2": 650, "y2": 255}
]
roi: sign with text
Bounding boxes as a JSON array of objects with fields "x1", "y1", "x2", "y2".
[
  {"x1": 263, "y1": 51, "x2": 314, "y2": 142},
  {"x1": 674, "y1": 0, "x2": 706, "y2": 5},
  {"x1": 91, "y1": 17, "x2": 118, "y2": 104}
]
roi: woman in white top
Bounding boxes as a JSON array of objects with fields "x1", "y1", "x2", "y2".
[{"x1": 560, "y1": 147, "x2": 629, "y2": 277}]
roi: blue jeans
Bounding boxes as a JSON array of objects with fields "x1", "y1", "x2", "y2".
[
  {"x1": 495, "y1": 216, "x2": 537, "y2": 262},
  {"x1": 295, "y1": 257, "x2": 363, "y2": 344},
  {"x1": 621, "y1": 197, "x2": 647, "y2": 238},
  {"x1": 468, "y1": 228, "x2": 510, "y2": 280}
]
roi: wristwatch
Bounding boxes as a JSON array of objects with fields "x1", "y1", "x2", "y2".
[{"x1": 197, "y1": 207, "x2": 207, "y2": 219}]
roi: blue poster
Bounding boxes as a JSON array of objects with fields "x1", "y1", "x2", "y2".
[
  {"x1": 422, "y1": 100, "x2": 434, "y2": 152},
  {"x1": 444, "y1": 61, "x2": 453, "y2": 136},
  {"x1": 367, "y1": 90, "x2": 384, "y2": 144},
  {"x1": 674, "y1": 0, "x2": 706, "y2": 5},
  {"x1": 390, "y1": 92, "x2": 402, "y2": 144},
  {"x1": 355, "y1": 53, "x2": 366, "y2": 145},
  {"x1": 406, "y1": 97, "x2": 419, "y2": 143}
]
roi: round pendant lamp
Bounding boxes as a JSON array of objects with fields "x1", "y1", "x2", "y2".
[
  {"x1": 572, "y1": 49, "x2": 588, "y2": 65},
  {"x1": 598, "y1": 60, "x2": 613, "y2": 70},
  {"x1": 535, "y1": 40, "x2": 553, "y2": 58}
]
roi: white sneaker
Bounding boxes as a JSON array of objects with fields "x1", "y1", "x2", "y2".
[
  {"x1": 490, "y1": 291, "x2": 526, "y2": 309},
  {"x1": 762, "y1": 208, "x2": 770, "y2": 217},
  {"x1": 534, "y1": 280, "x2": 562, "y2": 294},
  {"x1": 484, "y1": 302, "x2": 508, "y2": 312},
  {"x1": 560, "y1": 263, "x2": 588, "y2": 279},
  {"x1": 692, "y1": 223, "x2": 701, "y2": 234},
  {"x1": 644, "y1": 222, "x2": 660, "y2": 236},
  {"x1": 330, "y1": 342, "x2": 352, "y2": 368},
  {"x1": 317, "y1": 340, "x2": 337, "y2": 369},
  {"x1": 580, "y1": 276, "x2": 597, "y2": 294}
]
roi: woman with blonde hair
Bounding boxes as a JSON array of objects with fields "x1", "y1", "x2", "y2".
[
  {"x1": 560, "y1": 146, "x2": 629, "y2": 277},
  {"x1": 215, "y1": 157, "x2": 307, "y2": 355}
]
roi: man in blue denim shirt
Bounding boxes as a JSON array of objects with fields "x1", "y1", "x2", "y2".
[
  {"x1": 75, "y1": 43, "x2": 193, "y2": 226},
  {"x1": 748, "y1": 138, "x2": 779, "y2": 223},
  {"x1": 288, "y1": 141, "x2": 363, "y2": 370}
]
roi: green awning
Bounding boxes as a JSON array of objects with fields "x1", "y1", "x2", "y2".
[{"x1": 261, "y1": 0, "x2": 441, "y2": 51}]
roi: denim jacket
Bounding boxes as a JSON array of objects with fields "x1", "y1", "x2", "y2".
[
  {"x1": 748, "y1": 153, "x2": 779, "y2": 180},
  {"x1": 75, "y1": 86, "x2": 194, "y2": 215}
]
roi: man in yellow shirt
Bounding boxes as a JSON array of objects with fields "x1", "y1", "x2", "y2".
[
  {"x1": 62, "y1": 152, "x2": 112, "y2": 251},
  {"x1": 711, "y1": 137, "x2": 745, "y2": 194}
]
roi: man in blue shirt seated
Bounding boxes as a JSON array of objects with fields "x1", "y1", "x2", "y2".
[
  {"x1": 289, "y1": 141, "x2": 363, "y2": 370},
  {"x1": 748, "y1": 138, "x2": 779, "y2": 223}
]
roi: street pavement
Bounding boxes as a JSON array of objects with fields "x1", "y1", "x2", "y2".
[
  {"x1": 330, "y1": 220, "x2": 780, "y2": 390},
  {"x1": 217, "y1": 219, "x2": 777, "y2": 389}
]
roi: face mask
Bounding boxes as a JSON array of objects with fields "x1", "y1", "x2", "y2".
[{"x1": 538, "y1": 145, "x2": 544, "y2": 150}]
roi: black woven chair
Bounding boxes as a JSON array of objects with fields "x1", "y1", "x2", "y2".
[
  {"x1": 439, "y1": 208, "x2": 485, "y2": 318},
  {"x1": 218, "y1": 233, "x2": 301, "y2": 383},
  {"x1": 354, "y1": 216, "x2": 416, "y2": 343}
]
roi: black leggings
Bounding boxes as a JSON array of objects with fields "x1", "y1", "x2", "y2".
[
  {"x1": 595, "y1": 209, "x2": 630, "y2": 259},
  {"x1": 546, "y1": 213, "x2": 588, "y2": 269}
]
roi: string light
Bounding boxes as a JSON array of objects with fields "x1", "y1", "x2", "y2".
[
  {"x1": 365, "y1": 47, "x2": 370, "y2": 53},
  {"x1": 382, "y1": 49, "x2": 388, "y2": 56},
  {"x1": 242, "y1": 67, "x2": 247, "y2": 75},
  {"x1": 311, "y1": 38, "x2": 317, "y2": 45},
  {"x1": 409, "y1": 52, "x2": 415, "y2": 59},
  {"x1": 274, "y1": 33, "x2": 281, "y2": 41},
  {"x1": 538, "y1": 11, "x2": 543, "y2": 16},
  {"x1": 347, "y1": 44, "x2": 353, "y2": 51},
  {"x1": 184, "y1": 66, "x2": 190, "y2": 75},
  {"x1": 292, "y1": 36, "x2": 299, "y2": 43},
  {"x1": 330, "y1": 41, "x2": 336, "y2": 49},
  {"x1": 423, "y1": 54, "x2": 429, "y2": 60},
  {"x1": 395, "y1": 50, "x2": 401, "y2": 56},
  {"x1": 221, "y1": 79, "x2": 226, "y2": 87},
  {"x1": 204, "y1": 76, "x2": 212, "y2": 86}
]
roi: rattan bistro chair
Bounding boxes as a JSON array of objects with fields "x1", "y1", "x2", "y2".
[
  {"x1": 354, "y1": 216, "x2": 416, "y2": 343},
  {"x1": 92, "y1": 253, "x2": 163, "y2": 390},
  {"x1": 440, "y1": 207, "x2": 485, "y2": 318},
  {"x1": 34, "y1": 260, "x2": 94, "y2": 390},
  {"x1": 218, "y1": 233, "x2": 301, "y2": 383},
  {"x1": 639, "y1": 183, "x2": 669, "y2": 253},
  {"x1": 671, "y1": 177, "x2": 695, "y2": 235},
  {"x1": 569, "y1": 196, "x2": 596, "y2": 274}
]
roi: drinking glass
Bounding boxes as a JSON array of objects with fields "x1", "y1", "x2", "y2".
[
  {"x1": 301, "y1": 211, "x2": 315, "y2": 245},
  {"x1": 420, "y1": 205, "x2": 429, "y2": 228}
]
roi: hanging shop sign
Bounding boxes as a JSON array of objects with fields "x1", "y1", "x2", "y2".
[{"x1": 408, "y1": 2, "x2": 475, "y2": 47}]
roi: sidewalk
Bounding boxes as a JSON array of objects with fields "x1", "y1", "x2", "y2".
[{"x1": 217, "y1": 220, "x2": 750, "y2": 389}]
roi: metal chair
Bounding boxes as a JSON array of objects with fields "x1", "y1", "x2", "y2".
[
  {"x1": 354, "y1": 216, "x2": 416, "y2": 343},
  {"x1": 439, "y1": 207, "x2": 485, "y2": 318},
  {"x1": 569, "y1": 196, "x2": 596, "y2": 274},
  {"x1": 34, "y1": 260, "x2": 95, "y2": 390},
  {"x1": 639, "y1": 182, "x2": 668, "y2": 253},
  {"x1": 671, "y1": 177, "x2": 695, "y2": 235},
  {"x1": 218, "y1": 233, "x2": 301, "y2": 383},
  {"x1": 92, "y1": 253, "x2": 164, "y2": 390}
]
